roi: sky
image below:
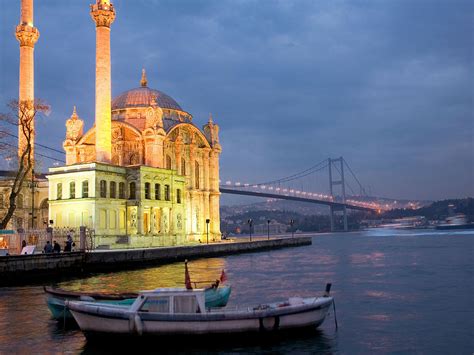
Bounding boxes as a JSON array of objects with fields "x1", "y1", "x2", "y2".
[{"x1": 0, "y1": 0, "x2": 472, "y2": 201}]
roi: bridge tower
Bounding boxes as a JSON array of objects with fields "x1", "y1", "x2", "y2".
[{"x1": 328, "y1": 157, "x2": 348, "y2": 232}]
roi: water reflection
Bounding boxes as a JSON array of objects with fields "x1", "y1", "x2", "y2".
[
  {"x1": 350, "y1": 252, "x2": 385, "y2": 266},
  {"x1": 81, "y1": 328, "x2": 336, "y2": 354},
  {"x1": 0, "y1": 230, "x2": 472, "y2": 353},
  {"x1": 58, "y1": 258, "x2": 226, "y2": 293}
]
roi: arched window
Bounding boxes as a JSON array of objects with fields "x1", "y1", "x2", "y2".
[
  {"x1": 119, "y1": 182, "x2": 125, "y2": 199},
  {"x1": 181, "y1": 158, "x2": 186, "y2": 175},
  {"x1": 110, "y1": 181, "x2": 117, "y2": 198},
  {"x1": 57, "y1": 184, "x2": 62, "y2": 200},
  {"x1": 69, "y1": 182, "x2": 76, "y2": 199},
  {"x1": 100, "y1": 180, "x2": 107, "y2": 198},
  {"x1": 166, "y1": 155, "x2": 172, "y2": 170},
  {"x1": 82, "y1": 180, "x2": 89, "y2": 198},
  {"x1": 145, "y1": 182, "x2": 151, "y2": 199},
  {"x1": 164, "y1": 185, "x2": 170, "y2": 201},
  {"x1": 129, "y1": 182, "x2": 136, "y2": 199},
  {"x1": 195, "y1": 161, "x2": 200, "y2": 189}
]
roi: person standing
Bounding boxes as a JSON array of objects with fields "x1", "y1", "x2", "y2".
[
  {"x1": 53, "y1": 240, "x2": 61, "y2": 253},
  {"x1": 64, "y1": 234, "x2": 73, "y2": 252},
  {"x1": 43, "y1": 241, "x2": 53, "y2": 253}
]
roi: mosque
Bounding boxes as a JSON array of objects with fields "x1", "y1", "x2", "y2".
[{"x1": 1, "y1": 0, "x2": 222, "y2": 248}]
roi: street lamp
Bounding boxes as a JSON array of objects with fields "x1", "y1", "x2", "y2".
[
  {"x1": 267, "y1": 219, "x2": 271, "y2": 240},
  {"x1": 206, "y1": 218, "x2": 210, "y2": 244},
  {"x1": 247, "y1": 219, "x2": 253, "y2": 242},
  {"x1": 290, "y1": 219, "x2": 295, "y2": 238}
]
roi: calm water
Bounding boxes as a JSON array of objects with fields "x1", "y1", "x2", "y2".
[{"x1": 0, "y1": 229, "x2": 472, "y2": 354}]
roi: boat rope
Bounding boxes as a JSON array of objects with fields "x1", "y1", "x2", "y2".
[{"x1": 332, "y1": 299, "x2": 338, "y2": 330}]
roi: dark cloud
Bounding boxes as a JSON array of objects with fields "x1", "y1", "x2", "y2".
[{"x1": 0, "y1": 0, "x2": 472, "y2": 200}]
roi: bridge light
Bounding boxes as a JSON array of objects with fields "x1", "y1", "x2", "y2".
[
  {"x1": 235, "y1": 182, "x2": 241, "y2": 186},
  {"x1": 282, "y1": 189, "x2": 287, "y2": 192},
  {"x1": 225, "y1": 181, "x2": 231, "y2": 185},
  {"x1": 252, "y1": 185, "x2": 258, "y2": 188},
  {"x1": 275, "y1": 188, "x2": 280, "y2": 191},
  {"x1": 261, "y1": 185, "x2": 266, "y2": 189},
  {"x1": 268, "y1": 186, "x2": 273, "y2": 190},
  {"x1": 290, "y1": 189, "x2": 294, "y2": 193},
  {"x1": 244, "y1": 183, "x2": 249, "y2": 187}
]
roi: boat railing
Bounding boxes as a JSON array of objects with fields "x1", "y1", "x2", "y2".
[{"x1": 207, "y1": 305, "x2": 254, "y2": 313}]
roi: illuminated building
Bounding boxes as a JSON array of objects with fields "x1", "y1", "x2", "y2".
[{"x1": 46, "y1": 0, "x2": 222, "y2": 247}]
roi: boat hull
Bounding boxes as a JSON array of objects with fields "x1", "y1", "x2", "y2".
[{"x1": 69, "y1": 297, "x2": 333, "y2": 337}]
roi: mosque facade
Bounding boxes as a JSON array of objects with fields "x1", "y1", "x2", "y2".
[{"x1": 47, "y1": 0, "x2": 222, "y2": 247}]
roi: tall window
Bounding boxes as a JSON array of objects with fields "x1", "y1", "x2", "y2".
[
  {"x1": 195, "y1": 161, "x2": 200, "y2": 189},
  {"x1": 181, "y1": 158, "x2": 186, "y2": 175},
  {"x1": 119, "y1": 182, "x2": 125, "y2": 199},
  {"x1": 69, "y1": 182, "x2": 75, "y2": 199},
  {"x1": 164, "y1": 184, "x2": 170, "y2": 201},
  {"x1": 155, "y1": 183, "x2": 161, "y2": 200},
  {"x1": 57, "y1": 183, "x2": 62, "y2": 200},
  {"x1": 166, "y1": 155, "x2": 172, "y2": 170},
  {"x1": 145, "y1": 182, "x2": 151, "y2": 199},
  {"x1": 129, "y1": 182, "x2": 136, "y2": 199},
  {"x1": 82, "y1": 180, "x2": 89, "y2": 198},
  {"x1": 177, "y1": 189, "x2": 182, "y2": 204},
  {"x1": 110, "y1": 181, "x2": 117, "y2": 198},
  {"x1": 100, "y1": 180, "x2": 107, "y2": 198}
]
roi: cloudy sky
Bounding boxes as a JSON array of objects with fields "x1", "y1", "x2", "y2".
[{"x1": 0, "y1": 0, "x2": 472, "y2": 201}]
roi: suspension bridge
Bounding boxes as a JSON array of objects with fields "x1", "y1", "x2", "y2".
[{"x1": 220, "y1": 157, "x2": 383, "y2": 231}]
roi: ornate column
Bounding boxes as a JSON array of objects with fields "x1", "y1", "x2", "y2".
[
  {"x1": 63, "y1": 106, "x2": 84, "y2": 165},
  {"x1": 144, "y1": 95, "x2": 165, "y2": 168},
  {"x1": 189, "y1": 138, "x2": 196, "y2": 188},
  {"x1": 16, "y1": 0, "x2": 39, "y2": 163},
  {"x1": 202, "y1": 147, "x2": 210, "y2": 191},
  {"x1": 209, "y1": 148, "x2": 221, "y2": 238},
  {"x1": 90, "y1": 0, "x2": 115, "y2": 163},
  {"x1": 175, "y1": 136, "x2": 183, "y2": 175}
]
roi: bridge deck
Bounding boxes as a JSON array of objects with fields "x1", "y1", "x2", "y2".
[{"x1": 219, "y1": 187, "x2": 375, "y2": 212}]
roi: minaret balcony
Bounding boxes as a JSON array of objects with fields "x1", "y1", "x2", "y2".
[{"x1": 15, "y1": 24, "x2": 39, "y2": 47}]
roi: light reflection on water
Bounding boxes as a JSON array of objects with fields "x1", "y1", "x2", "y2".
[
  {"x1": 0, "y1": 229, "x2": 472, "y2": 354},
  {"x1": 59, "y1": 258, "x2": 227, "y2": 293}
]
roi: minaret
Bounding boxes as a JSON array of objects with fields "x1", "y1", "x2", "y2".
[
  {"x1": 90, "y1": 0, "x2": 115, "y2": 163},
  {"x1": 15, "y1": 0, "x2": 39, "y2": 163}
]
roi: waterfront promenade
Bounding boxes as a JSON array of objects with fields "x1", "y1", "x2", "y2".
[{"x1": 0, "y1": 236, "x2": 311, "y2": 285}]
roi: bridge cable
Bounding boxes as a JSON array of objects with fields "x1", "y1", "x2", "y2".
[
  {"x1": 249, "y1": 160, "x2": 328, "y2": 186},
  {"x1": 342, "y1": 158, "x2": 368, "y2": 196}
]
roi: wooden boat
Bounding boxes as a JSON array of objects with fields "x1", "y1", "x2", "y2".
[
  {"x1": 45, "y1": 262, "x2": 231, "y2": 320},
  {"x1": 45, "y1": 285, "x2": 231, "y2": 320},
  {"x1": 67, "y1": 284, "x2": 334, "y2": 338}
]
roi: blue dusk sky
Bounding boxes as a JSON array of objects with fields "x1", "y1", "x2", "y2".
[{"x1": 0, "y1": 0, "x2": 472, "y2": 201}]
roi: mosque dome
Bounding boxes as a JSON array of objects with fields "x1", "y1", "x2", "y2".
[{"x1": 111, "y1": 69, "x2": 183, "y2": 112}]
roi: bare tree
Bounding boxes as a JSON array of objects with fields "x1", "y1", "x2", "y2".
[{"x1": 0, "y1": 99, "x2": 50, "y2": 229}]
